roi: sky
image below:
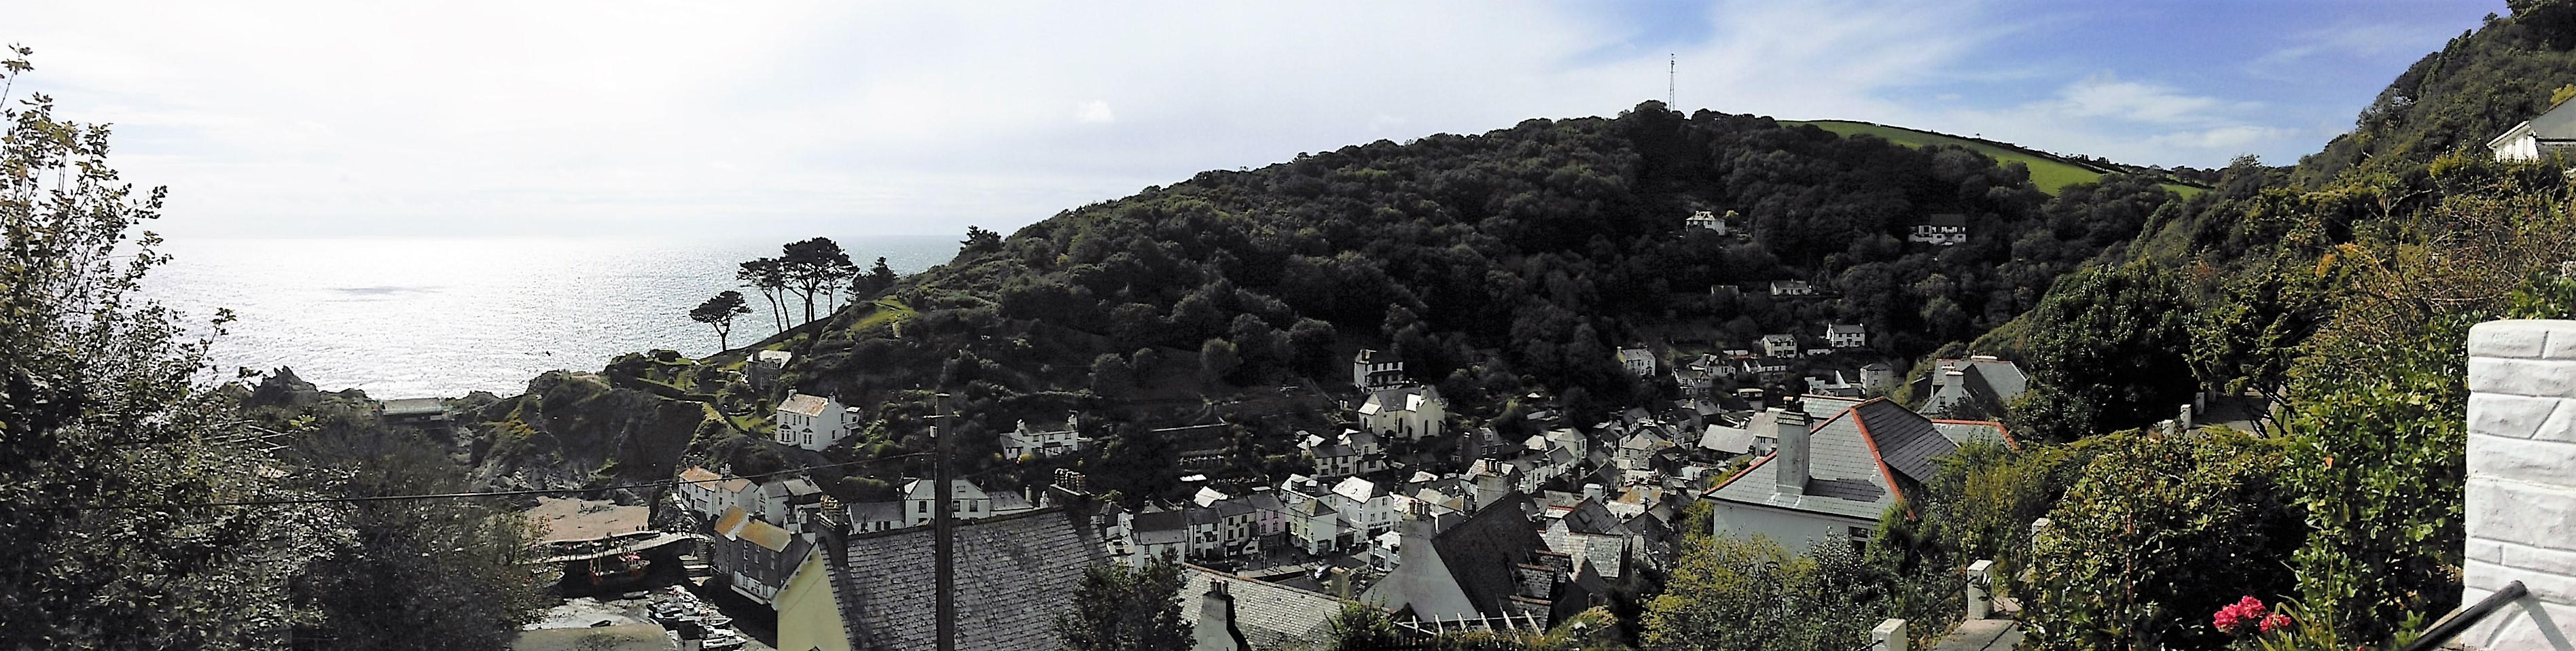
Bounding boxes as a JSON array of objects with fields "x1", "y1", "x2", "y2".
[{"x1": 5, "y1": 1, "x2": 2501, "y2": 241}]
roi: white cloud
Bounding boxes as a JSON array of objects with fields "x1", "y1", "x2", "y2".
[
  {"x1": 0, "y1": 0, "x2": 2380, "y2": 237},
  {"x1": 1077, "y1": 101, "x2": 1115, "y2": 124},
  {"x1": 2056, "y1": 73, "x2": 2233, "y2": 124}
]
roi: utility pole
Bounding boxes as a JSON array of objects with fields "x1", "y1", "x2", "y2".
[
  {"x1": 932, "y1": 391, "x2": 954, "y2": 651},
  {"x1": 1668, "y1": 54, "x2": 1676, "y2": 107}
]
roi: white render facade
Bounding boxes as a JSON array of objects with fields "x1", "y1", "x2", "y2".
[
  {"x1": 1359, "y1": 385, "x2": 1447, "y2": 440},
  {"x1": 775, "y1": 393, "x2": 858, "y2": 452}
]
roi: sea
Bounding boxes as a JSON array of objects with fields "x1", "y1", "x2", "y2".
[{"x1": 142, "y1": 236, "x2": 961, "y2": 399}]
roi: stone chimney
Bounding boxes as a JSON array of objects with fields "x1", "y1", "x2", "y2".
[
  {"x1": 1328, "y1": 567, "x2": 1353, "y2": 600},
  {"x1": 1772, "y1": 407, "x2": 1812, "y2": 496},
  {"x1": 2462, "y1": 319, "x2": 2576, "y2": 650},
  {"x1": 1582, "y1": 482, "x2": 1605, "y2": 503},
  {"x1": 1194, "y1": 580, "x2": 1250, "y2": 651}
]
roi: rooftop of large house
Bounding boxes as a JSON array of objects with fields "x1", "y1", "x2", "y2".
[
  {"x1": 1702, "y1": 398, "x2": 1958, "y2": 521},
  {"x1": 1177, "y1": 567, "x2": 1343, "y2": 649},
  {"x1": 827, "y1": 508, "x2": 1105, "y2": 651},
  {"x1": 778, "y1": 393, "x2": 832, "y2": 417}
]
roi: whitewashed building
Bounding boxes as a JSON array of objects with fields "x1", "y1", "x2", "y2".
[
  {"x1": 1003, "y1": 412, "x2": 1086, "y2": 459},
  {"x1": 1359, "y1": 385, "x2": 1448, "y2": 440},
  {"x1": 775, "y1": 393, "x2": 859, "y2": 452}
]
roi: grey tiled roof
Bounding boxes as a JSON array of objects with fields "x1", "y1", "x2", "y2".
[
  {"x1": 1177, "y1": 567, "x2": 1342, "y2": 650},
  {"x1": 829, "y1": 508, "x2": 1107, "y2": 651},
  {"x1": 1853, "y1": 400, "x2": 1954, "y2": 486},
  {"x1": 1931, "y1": 420, "x2": 2016, "y2": 448},
  {"x1": 1431, "y1": 493, "x2": 1544, "y2": 619},
  {"x1": 1702, "y1": 398, "x2": 1954, "y2": 523}
]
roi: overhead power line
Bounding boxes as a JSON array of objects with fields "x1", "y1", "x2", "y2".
[{"x1": 60, "y1": 452, "x2": 934, "y2": 511}]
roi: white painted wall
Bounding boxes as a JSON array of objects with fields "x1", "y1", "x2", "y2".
[
  {"x1": 2463, "y1": 319, "x2": 2576, "y2": 650},
  {"x1": 1708, "y1": 501, "x2": 1872, "y2": 553}
]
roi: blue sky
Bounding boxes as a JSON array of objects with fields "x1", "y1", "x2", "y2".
[{"x1": 7, "y1": 1, "x2": 2499, "y2": 240}]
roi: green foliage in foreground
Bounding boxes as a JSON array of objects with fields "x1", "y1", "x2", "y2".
[
  {"x1": 0, "y1": 48, "x2": 541, "y2": 649},
  {"x1": 1054, "y1": 555, "x2": 1191, "y2": 651},
  {"x1": 2023, "y1": 429, "x2": 2304, "y2": 651},
  {"x1": 1640, "y1": 535, "x2": 1884, "y2": 651}
]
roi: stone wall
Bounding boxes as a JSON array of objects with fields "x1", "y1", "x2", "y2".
[{"x1": 2464, "y1": 319, "x2": 2576, "y2": 650}]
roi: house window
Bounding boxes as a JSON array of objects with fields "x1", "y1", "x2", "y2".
[{"x1": 1848, "y1": 527, "x2": 1871, "y2": 555}]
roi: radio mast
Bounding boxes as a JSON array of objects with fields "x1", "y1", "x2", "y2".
[{"x1": 1668, "y1": 54, "x2": 1676, "y2": 107}]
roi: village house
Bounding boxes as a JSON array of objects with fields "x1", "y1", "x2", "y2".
[
  {"x1": 1617, "y1": 347, "x2": 1656, "y2": 377},
  {"x1": 1333, "y1": 476, "x2": 1399, "y2": 540},
  {"x1": 1282, "y1": 488, "x2": 1342, "y2": 556},
  {"x1": 1177, "y1": 567, "x2": 1345, "y2": 650},
  {"x1": 1909, "y1": 213, "x2": 1969, "y2": 245},
  {"x1": 677, "y1": 466, "x2": 727, "y2": 515},
  {"x1": 708, "y1": 506, "x2": 813, "y2": 605},
  {"x1": 1825, "y1": 323, "x2": 1867, "y2": 348},
  {"x1": 846, "y1": 500, "x2": 904, "y2": 533},
  {"x1": 1917, "y1": 355, "x2": 2031, "y2": 418},
  {"x1": 749, "y1": 349, "x2": 791, "y2": 390},
  {"x1": 1359, "y1": 385, "x2": 1448, "y2": 440},
  {"x1": 1683, "y1": 209, "x2": 1730, "y2": 234},
  {"x1": 773, "y1": 508, "x2": 1106, "y2": 651},
  {"x1": 1132, "y1": 507, "x2": 1188, "y2": 565},
  {"x1": 1859, "y1": 362, "x2": 1896, "y2": 393},
  {"x1": 901, "y1": 478, "x2": 992, "y2": 527},
  {"x1": 774, "y1": 392, "x2": 859, "y2": 452},
  {"x1": 1352, "y1": 349, "x2": 1406, "y2": 391},
  {"x1": 1759, "y1": 334, "x2": 1800, "y2": 358},
  {"x1": 2488, "y1": 99, "x2": 2576, "y2": 161},
  {"x1": 1768, "y1": 280, "x2": 1816, "y2": 297},
  {"x1": 1702, "y1": 399, "x2": 1978, "y2": 552},
  {"x1": 1363, "y1": 494, "x2": 1600, "y2": 627},
  {"x1": 1187, "y1": 508, "x2": 1221, "y2": 559},
  {"x1": 1003, "y1": 412, "x2": 1086, "y2": 459}
]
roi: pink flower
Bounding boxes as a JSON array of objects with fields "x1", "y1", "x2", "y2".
[
  {"x1": 2213, "y1": 597, "x2": 2270, "y2": 635},
  {"x1": 2260, "y1": 613, "x2": 2293, "y2": 634}
]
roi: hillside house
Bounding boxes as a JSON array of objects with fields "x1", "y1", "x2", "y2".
[
  {"x1": 1917, "y1": 356, "x2": 2031, "y2": 418},
  {"x1": 1825, "y1": 323, "x2": 1867, "y2": 348},
  {"x1": 1284, "y1": 491, "x2": 1343, "y2": 556},
  {"x1": 1359, "y1": 385, "x2": 1448, "y2": 440},
  {"x1": 775, "y1": 393, "x2": 859, "y2": 452},
  {"x1": 2488, "y1": 99, "x2": 2576, "y2": 162},
  {"x1": 1353, "y1": 349, "x2": 1406, "y2": 391},
  {"x1": 1759, "y1": 334, "x2": 1800, "y2": 358},
  {"x1": 1684, "y1": 209, "x2": 1730, "y2": 234},
  {"x1": 847, "y1": 500, "x2": 904, "y2": 533},
  {"x1": 749, "y1": 349, "x2": 791, "y2": 390},
  {"x1": 1769, "y1": 280, "x2": 1816, "y2": 297},
  {"x1": 902, "y1": 478, "x2": 992, "y2": 527},
  {"x1": 1909, "y1": 213, "x2": 1969, "y2": 245},
  {"x1": 677, "y1": 466, "x2": 727, "y2": 515},
  {"x1": 1702, "y1": 399, "x2": 1956, "y2": 552},
  {"x1": 1003, "y1": 412, "x2": 1086, "y2": 459},
  {"x1": 1187, "y1": 508, "x2": 1221, "y2": 558},
  {"x1": 1859, "y1": 362, "x2": 1896, "y2": 393},
  {"x1": 1617, "y1": 347, "x2": 1657, "y2": 377}
]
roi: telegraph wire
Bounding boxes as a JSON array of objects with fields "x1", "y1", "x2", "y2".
[{"x1": 60, "y1": 451, "x2": 935, "y2": 511}]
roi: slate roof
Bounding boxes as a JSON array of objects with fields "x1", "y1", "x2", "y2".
[
  {"x1": 1541, "y1": 524, "x2": 1628, "y2": 579},
  {"x1": 779, "y1": 393, "x2": 831, "y2": 418},
  {"x1": 1922, "y1": 358, "x2": 2030, "y2": 416},
  {"x1": 1931, "y1": 419, "x2": 2018, "y2": 449},
  {"x1": 1700, "y1": 423, "x2": 1753, "y2": 455},
  {"x1": 1558, "y1": 499, "x2": 1626, "y2": 535},
  {"x1": 1797, "y1": 395, "x2": 1865, "y2": 420},
  {"x1": 1177, "y1": 567, "x2": 1342, "y2": 650},
  {"x1": 829, "y1": 508, "x2": 1106, "y2": 651},
  {"x1": 1700, "y1": 397, "x2": 1956, "y2": 522},
  {"x1": 1431, "y1": 493, "x2": 1544, "y2": 619}
]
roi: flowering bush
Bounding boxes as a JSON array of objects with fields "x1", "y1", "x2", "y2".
[{"x1": 2214, "y1": 597, "x2": 2270, "y2": 635}]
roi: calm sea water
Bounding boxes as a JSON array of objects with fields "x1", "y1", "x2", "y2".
[{"x1": 144, "y1": 236, "x2": 960, "y2": 399}]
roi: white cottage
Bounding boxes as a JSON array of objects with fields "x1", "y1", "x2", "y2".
[{"x1": 774, "y1": 393, "x2": 858, "y2": 452}]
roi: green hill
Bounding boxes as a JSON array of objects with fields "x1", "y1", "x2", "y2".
[{"x1": 1783, "y1": 119, "x2": 2205, "y2": 197}]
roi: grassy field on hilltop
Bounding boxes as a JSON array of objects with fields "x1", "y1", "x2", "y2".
[{"x1": 1785, "y1": 119, "x2": 2204, "y2": 198}]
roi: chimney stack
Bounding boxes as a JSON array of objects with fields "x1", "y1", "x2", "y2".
[
  {"x1": 1772, "y1": 407, "x2": 1812, "y2": 496},
  {"x1": 1194, "y1": 580, "x2": 1249, "y2": 651},
  {"x1": 1329, "y1": 567, "x2": 1353, "y2": 599}
]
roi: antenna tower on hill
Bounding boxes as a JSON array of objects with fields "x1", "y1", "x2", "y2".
[{"x1": 1668, "y1": 54, "x2": 1676, "y2": 107}]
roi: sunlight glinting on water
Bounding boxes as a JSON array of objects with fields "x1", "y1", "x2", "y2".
[{"x1": 142, "y1": 236, "x2": 958, "y2": 399}]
